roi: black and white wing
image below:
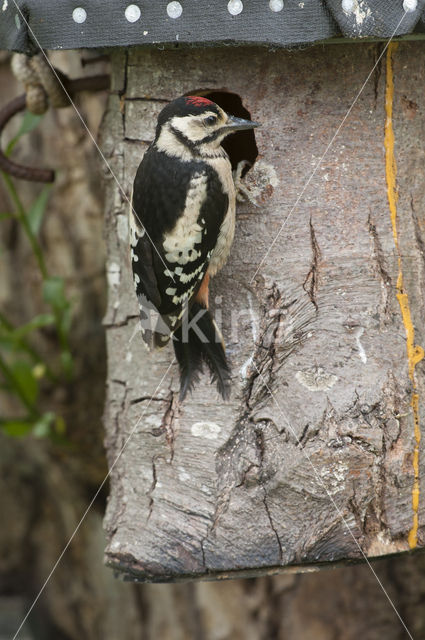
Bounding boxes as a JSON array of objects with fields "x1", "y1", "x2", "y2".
[{"x1": 130, "y1": 147, "x2": 229, "y2": 350}]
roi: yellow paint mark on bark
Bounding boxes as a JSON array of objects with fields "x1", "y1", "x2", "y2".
[{"x1": 385, "y1": 42, "x2": 424, "y2": 549}]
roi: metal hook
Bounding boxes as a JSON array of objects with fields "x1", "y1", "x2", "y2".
[{"x1": 0, "y1": 74, "x2": 110, "y2": 183}]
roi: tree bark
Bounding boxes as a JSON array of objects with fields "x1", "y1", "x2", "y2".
[
  {"x1": 102, "y1": 42, "x2": 425, "y2": 581},
  {"x1": 2, "y1": 45, "x2": 425, "y2": 640},
  {"x1": 0, "y1": 52, "x2": 141, "y2": 639}
]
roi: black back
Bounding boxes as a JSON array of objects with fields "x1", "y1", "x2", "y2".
[{"x1": 131, "y1": 146, "x2": 229, "y2": 320}]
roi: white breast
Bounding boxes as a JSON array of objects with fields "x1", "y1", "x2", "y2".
[
  {"x1": 207, "y1": 156, "x2": 236, "y2": 276},
  {"x1": 162, "y1": 172, "x2": 208, "y2": 265}
]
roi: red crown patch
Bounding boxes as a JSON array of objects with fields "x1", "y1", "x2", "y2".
[{"x1": 185, "y1": 96, "x2": 214, "y2": 107}]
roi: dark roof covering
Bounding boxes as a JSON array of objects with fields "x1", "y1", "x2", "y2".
[{"x1": 0, "y1": 0, "x2": 424, "y2": 54}]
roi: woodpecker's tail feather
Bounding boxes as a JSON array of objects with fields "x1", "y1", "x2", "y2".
[{"x1": 173, "y1": 301, "x2": 231, "y2": 401}]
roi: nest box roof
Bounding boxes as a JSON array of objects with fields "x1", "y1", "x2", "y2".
[{"x1": 0, "y1": 0, "x2": 424, "y2": 53}]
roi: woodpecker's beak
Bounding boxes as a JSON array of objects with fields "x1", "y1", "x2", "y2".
[{"x1": 224, "y1": 115, "x2": 260, "y2": 132}]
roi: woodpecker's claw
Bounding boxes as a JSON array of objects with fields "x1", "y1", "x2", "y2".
[{"x1": 233, "y1": 160, "x2": 259, "y2": 208}]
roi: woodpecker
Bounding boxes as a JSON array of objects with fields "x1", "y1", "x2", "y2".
[{"x1": 130, "y1": 95, "x2": 259, "y2": 400}]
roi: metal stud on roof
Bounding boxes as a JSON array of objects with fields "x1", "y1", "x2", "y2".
[{"x1": 0, "y1": 0, "x2": 424, "y2": 53}]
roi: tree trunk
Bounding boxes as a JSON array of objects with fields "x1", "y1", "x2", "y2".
[
  {"x1": 3, "y1": 44, "x2": 425, "y2": 640},
  {"x1": 102, "y1": 42, "x2": 425, "y2": 582},
  {"x1": 0, "y1": 52, "x2": 144, "y2": 639}
]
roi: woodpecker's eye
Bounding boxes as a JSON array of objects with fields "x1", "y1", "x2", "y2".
[{"x1": 205, "y1": 115, "x2": 218, "y2": 126}]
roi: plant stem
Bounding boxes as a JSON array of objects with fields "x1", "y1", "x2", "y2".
[
  {"x1": 1, "y1": 174, "x2": 73, "y2": 380},
  {"x1": 0, "y1": 311, "x2": 57, "y2": 382},
  {"x1": 1, "y1": 172, "x2": 48, "y2": 279},
  {"x1": 0, "y1": 417, "x2": 31, "y2": 425},
  {"x1": 0, "y1": 353, "x2": 39, "y2": 418}
]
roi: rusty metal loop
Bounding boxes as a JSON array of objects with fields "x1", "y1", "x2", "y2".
[{"x1": 0, "y1": 74, "x2": 110, "y2": 183}]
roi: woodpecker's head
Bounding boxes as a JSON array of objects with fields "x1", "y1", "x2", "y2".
[{"x1": 154, "y1": 95, "x2": 259, "y2": 158}]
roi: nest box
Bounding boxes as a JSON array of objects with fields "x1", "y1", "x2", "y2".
[{"x1": 1, "y1": 1, "x2": 425, "y2": 583}]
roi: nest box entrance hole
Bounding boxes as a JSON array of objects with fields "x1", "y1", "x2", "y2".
[{"x1": 187, "y1": 90, "x2": 259, "y2": 175}]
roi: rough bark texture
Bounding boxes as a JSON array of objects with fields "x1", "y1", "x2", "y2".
[
  {"x1": 2, "y1": 46, "x2": 425, "y2": 640},
  {"x1": 0, "y1": 52, "x2": 133, "y2": 639},
  {"x1": 102, "y1": 42, "x2": 425, "y2": 582}
]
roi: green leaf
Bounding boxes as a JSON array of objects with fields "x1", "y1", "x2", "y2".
[
  {"x1": 59, "y1": 307, "x2": 72, "y2": 336},
  {"x1": 13, "y1": 314, "x2": 56, "y2": 339},
  {"x1": 10, "y1": 359, "x2": 39, "y2": 406},
  {"x1": 27, "y1": 185, "x2": 52, "y2": 236},
  {"x1": 1, "y1": 420, "x2": 32, "y2": 437},
  {"x1": 54, "y1": 415, "x2": 66, "y2": 436},
  {"x1": 42, "y1": 277, "x2": 70, "y2": 312},
  {"x1": 0, "y1": 213, "x2": 14, "y2": 221},
  {"x1": 32, "y1": 412, "x2": 55, "y2": 438},
  {"x1": 0, "y1": 335, "x2": 15, "y2": 351},
  {"x1": 5, "y1": 112, "x2": 43, "y2": 156},
  {"x1": 60, "y1": 350, "x2": 73, "y2": 377},
  {"x1": 0, "y1": 315, "x2": 55, "y2": 354},
  {"x1": 17, "y1": 111, "x2": 43, "y2": 138}
]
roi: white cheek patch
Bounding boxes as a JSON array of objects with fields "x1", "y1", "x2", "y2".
[{"x1": 170, "y1": 113, "x2": 213, "y2": 143}]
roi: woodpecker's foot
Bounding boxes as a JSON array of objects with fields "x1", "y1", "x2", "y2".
[{"x1": 233, "y1": 160, "x2": 259, "y2": 208}]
